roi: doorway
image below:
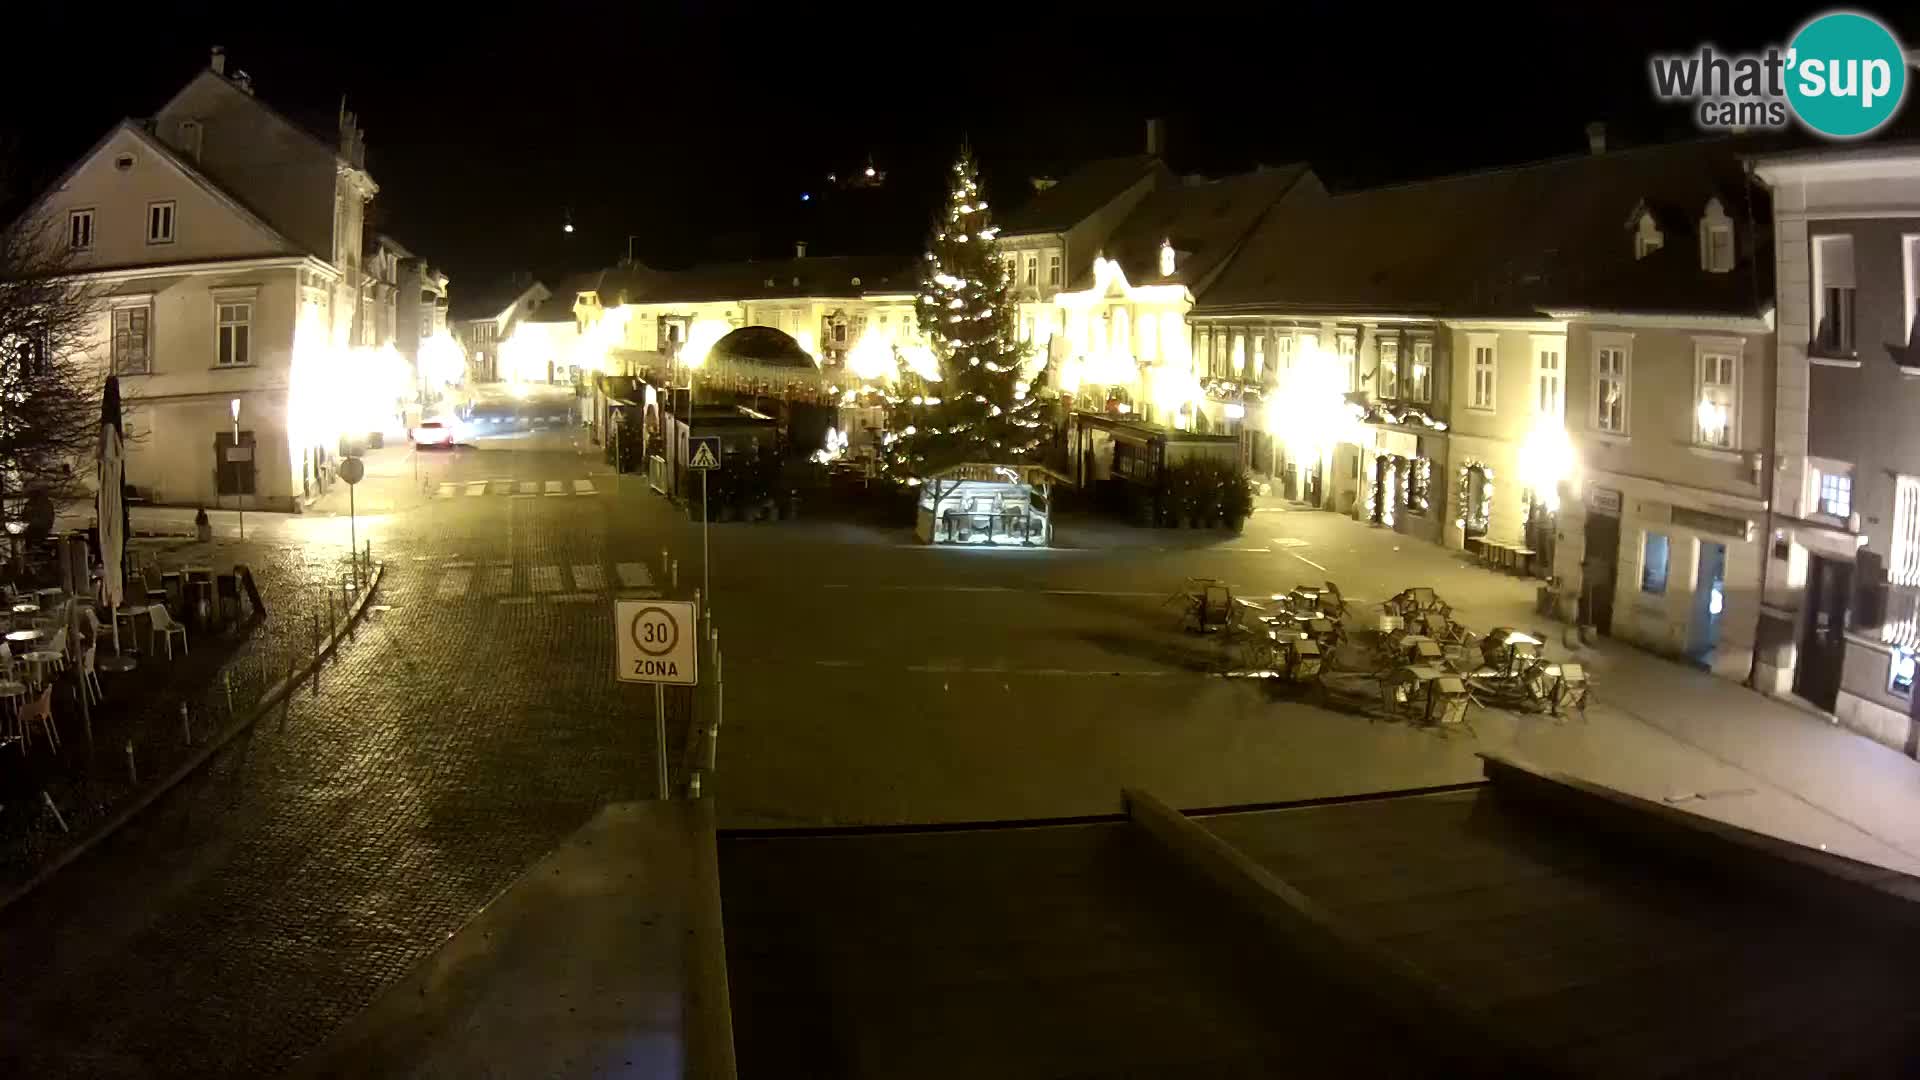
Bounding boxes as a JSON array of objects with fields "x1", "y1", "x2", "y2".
[
  {"x1": 1796, "y1": 554, "x2": 1852, "y2": 710},
  {"x1": 1581, "y1": 512, "x2": 1621, "y2": 634},
  {"x1": 1687, "y1": 540, "x2": 1728, "y2": 662}
]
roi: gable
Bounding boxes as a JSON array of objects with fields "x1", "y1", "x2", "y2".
[{"x1": 28, "y1": 123, "x2": 298, "y2": 272}]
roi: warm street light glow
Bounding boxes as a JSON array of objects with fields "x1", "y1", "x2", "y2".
[
  {"x1": 846, "y1": 333, "x2": 896, "y2": 381},
  {"x1": 1518, "y1": 416, "x2": 1577, "y2": 512},
  {"x1": 1264, "y1": 337, "x2": 1355, "y2": 461},
  {"x1": 680, "y1": 319, "x2": 732, "y2": 370}
]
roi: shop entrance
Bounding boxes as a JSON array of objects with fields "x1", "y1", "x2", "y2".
[
  {"x1": 1581, "y1": 511, "x2": 1620, "y2": 633},
  {"x1": 1687, "y1": 540, "x2": 1728, "y2": 662},
  {"x1": 1796, "y1": 554, "x2": 1852, "y2": 710}
]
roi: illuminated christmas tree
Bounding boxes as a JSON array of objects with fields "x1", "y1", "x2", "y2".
[{"x1": 884, "y1": 149, "x2": 1047, "y2": 479}]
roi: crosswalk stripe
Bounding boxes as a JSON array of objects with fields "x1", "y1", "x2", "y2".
[
  {"x1": 466, "y1": 481, "x2": 487, "y2": 497},
  {"x1": 530, "y1": 566, "x2": 563, "y2": 593},
  {"x1": 436, "y1": 482, "x2": 458, "y2": 497},
  {"x1": 518, "y1": 481, "x2": 537, "y2": 495},
  {"x1": 484, "y1": 567, "x2": 513, "y2": 596},
  {"x1": 574, "y1": 479, "x2": 597, "y2": 495},
  {"x1": 544, "y1": 480, "x2": 564, "y2": 495},
  {"x1": 615, "y1": 562, "x2": 653, "y2": 588},
  {"x1": 550, "y1": 593, "x2": 598, "y2": 603},
  {"x1": 571, "y1": 564, "x2": 605, "y2": 590},
  {"x1": 436, "y1": 569, "x2": 471, "y2": 599},
  {"x1": 499, "y1": 596, "x2": 534, "y2": 606}
]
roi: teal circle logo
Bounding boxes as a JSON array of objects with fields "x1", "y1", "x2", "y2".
[{"x1": 1786, "y1": 11, "x2": 1908, "y2": 138}]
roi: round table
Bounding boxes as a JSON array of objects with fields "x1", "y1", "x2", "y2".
[
  {"x1": 10, "y1": 603, "x2": 38, "y2": 617},
  {"x1": 21, "y1": 650, "x2": 61, "y2": 685},
  {"x1": 5, "y1": 628, "x2": 44, "y2": 644}
]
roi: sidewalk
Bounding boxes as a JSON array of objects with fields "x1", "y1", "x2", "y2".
[{"x1": 1278, "y1": 509, "x2": 1920, "y2": 877}]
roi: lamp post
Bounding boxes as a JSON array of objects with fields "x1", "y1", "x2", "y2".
[{"x1": 230, "y1": 398, "x2": 245, "y2": 541}]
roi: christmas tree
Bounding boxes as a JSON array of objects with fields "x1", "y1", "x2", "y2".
[{"x1": 884, "y1": 149, "x2": 1048, "y2": 480}]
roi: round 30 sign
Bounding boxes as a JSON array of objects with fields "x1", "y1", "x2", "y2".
[{"x1": 615, "y1": 598, "x2": 696, "y2": 685}]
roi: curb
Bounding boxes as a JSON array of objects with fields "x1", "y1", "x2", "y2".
[{"x1": 0, "y1": 562, "x2": 386, "y2": 917}]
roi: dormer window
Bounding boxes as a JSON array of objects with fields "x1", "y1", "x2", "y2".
[
  {"x1": 1700, "y1": 197, "x2": 1734, "y2": 273},
  {"x1": 1633, "y1": 210, "x2": 1664, "y2": 260},
  {"x1": 1159, "y1": 239, "x2": 1176, "y2": 278}
]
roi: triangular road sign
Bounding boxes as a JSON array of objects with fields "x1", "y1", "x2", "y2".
[{"x1": 689, "y1": 441, "x2": 719, "y2": 469}]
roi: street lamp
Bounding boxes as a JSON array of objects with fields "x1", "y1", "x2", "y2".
[{"x1": 230, "y1": 398, "x2": 244, "y2": 541}]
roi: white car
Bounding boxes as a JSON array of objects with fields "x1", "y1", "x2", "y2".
[{"x1": 412, "y1": 420, "x2": 455, "y2": 448}]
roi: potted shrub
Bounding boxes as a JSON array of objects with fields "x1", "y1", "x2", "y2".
[
  {"x1": 194, "y1": 506, "x2": 212, "y2": 543},
  {"x1": 1220, "y1": 468, "x2": 1254, "y2": 532}
]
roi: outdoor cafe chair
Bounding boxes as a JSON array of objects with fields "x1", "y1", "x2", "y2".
[
  {"x1": 79, "y1": 643, "x2": 102, "y2": 704},
  {"x1": 17, "y1": 685, "x2": 56, "y2": 753},
  {"x1": 1319, "y1": 582, "x2": 1350, "y2": 618},
  {"x1": 151, "y1": 604, "x2": 189, "y2": 659}
]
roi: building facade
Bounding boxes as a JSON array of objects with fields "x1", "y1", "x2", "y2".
[{"x1": 1753, "y1": 147, "x2": 1920, "y2": 756}]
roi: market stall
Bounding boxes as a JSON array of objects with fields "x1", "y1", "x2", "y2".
[{"x1": 914, "y1": 463, "x2": 1062, "y2": 547}]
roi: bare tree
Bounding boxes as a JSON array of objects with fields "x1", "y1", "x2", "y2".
[{"x1": 0, "y1": 207, "x2": 106, "y2": 542}]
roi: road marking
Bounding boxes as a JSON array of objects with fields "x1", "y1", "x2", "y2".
[
  {"x1": 530, "y1": 566, "x2": 563, "y2": 593},
  {"x1": 518, "y1": 481, "x2": 538, "y2": 495},
  {"x1": 491, "y1": 479, "x2": 515, "y2": 494},
  {"x1": 571, "y1": 564, "x2": 605, "y2": 590},
  {"x1": 822, "y1": 583, "x2": 850, "y2": 589},
  {"x1": 498, "y1": 596, "x2": 534, "y2": 606},
  {"x1": 1221, "y1": 547, "x2": 1271, "y2": 553},
  {"x1": 544, "y1": 480, "x2": 564, "y2": 495},
  {"x1": 1272, "y1": 537, "x2": 1309, "y2": 548},
  {"x1": 615, "y1": 562, "x2": 653, "y2": 588},
  {"x1": 550, "y1": 592, "x2": 598, "y2": 603},
  {"x1": 436, "y1": 483, "x2": 458, "y2": 497},
  {"x1": 442, "y1": 561, "x2": 476, "y2": 570},
  {"x1": 466, "y1": 481, "x2": 487, "y2": 497},
  {"x1": 574, "y1": 479, "x2": 597, "y2": 495},
  {"x1": 436, "y1": 569, "x2": 471, "y2": 599},
  {"x1": 484, "y1": 567, "x2": 514, "y2": 596},
  {"x1": 1290, "y1": 551, "x2": 1330, "y2": 573}
]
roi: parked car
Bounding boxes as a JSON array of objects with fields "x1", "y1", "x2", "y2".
[{"x1": 412, "y1": 420, "x2": 455, "y2": 448}]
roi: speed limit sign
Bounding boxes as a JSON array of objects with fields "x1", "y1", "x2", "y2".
[{"x1": 615, "y1": 598, "x2": 697, "y2": 685}]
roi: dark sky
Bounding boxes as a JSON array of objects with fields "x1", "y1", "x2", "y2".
[{"x1": 7, "y1": 3, "x2": 1919, "y2": 299}]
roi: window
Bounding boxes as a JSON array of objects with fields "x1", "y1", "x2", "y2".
[
  {"x1": 1813, "y1": 234, "x2": 1856, "y2": 356},
  {"x1": 1251, "y1": 333, "x2": 1264, "y2": 381},
  {"x1": 1641, "y1": 532, "x2": 1671, "y2": 595},
  {"x1": 1694, "y1": 343, "x2": 1739, "y2": 448},
  {"x1": 1376, "y1": 337, "x2": 1399, "y2": 399},
  {"x1": 1894, "y1": 475, "x2": 1920, "y2": 587},
  {"x1": 68, "y1": 209, "x2": 94, "y2": 250},
  {"x1": 1904, "y1": 235, "x2": 1920, "y2": 350},
  {"x1": 1633, "y1": 211, "x2": 1663, "y2": 260},
  {"x1": 1048, "y1": 254, "x2": 1062, "y2": 286},
  {"x1": 1004, "y1": 256, "x2": 1018, "y2": 284},
  {"x1": 1274, "y1": 332, "x2": 1295, "y2": 374},
  {"x1": 1230, "y1": 330, "x2": 1245, "y2": 375},
  {"x1": 111, "y1": 305, "x2": 151, "y2": 374},
  {"x1": 1534, "y1": 339, "x2": 1564, "y2": 418},
  {"x1": 147, "y1": 200, "x2": 176, "y2": 244},
  {"x1": 1025, "y1": 255, "x2": 1037, "y2": 287},
  {"x1": 1818, "y1": 470, "x2": 1852, "y2": 518},
  {"x1": 1892, "y1": 649, "x2": 1916, "y2": 697},
  {"x1": 1158, "y1": 241, "x2": 1175, "y2": 278},
  {"x1": 1469, "y1": 335, "x2": 1496, "y2": 410},
  {"x1": 218, "y1": 302, "x2": 252, "y2": 367},
  {"x1": 1594, "y1": 339, "x2": 1629, "y2": 433},
  {"x1": 1335, "y1": 332, "x2": 1356, "y2": 391},
  {"x1": 1700, "y1": 198, "x2": 1733, "y2": 273},
  {"x1": 1407, "y1": 340, "x2": 1431, "y2": 402}
]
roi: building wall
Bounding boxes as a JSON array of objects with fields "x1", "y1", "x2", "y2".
[
  {"x1": 1442, "y1": 324, "x2": 1557, "y2": 548},
  {"x1": 1063, "y1": 170, "x2": 1163, "y2": 291},
  {"x1": 93, "y1": 265, "x2": 304, "y2": 510},
  {"x1": 1836, "y1": 635, "x2": 1918, "y2": 754},
  {"x1": 45, "y1": 127, "x2": 295, "y2": 269}
]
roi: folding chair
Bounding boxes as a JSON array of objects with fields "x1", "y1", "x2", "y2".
[{"x1": 150, "y1": 604, "x2": 189, "y2": 658}]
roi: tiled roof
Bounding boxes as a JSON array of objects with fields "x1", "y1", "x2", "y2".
[
  {"x1": 996, "y1": 155, "x2": 1166, "y2": 236},
  {"x1": 1197, "y1": 138, "x2": 1774, "y2": 319},
  {"x1": 621, "y1": 254, "x2": 917, "y2": 305},
  {"x1": 1070, "y1": 165, "x2": 1313, "y2": 296}
]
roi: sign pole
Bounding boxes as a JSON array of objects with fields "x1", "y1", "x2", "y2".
[
  {"x1": 702, "y1": 468, "x2": 711, "y2": 632},
  {"x1": 348, "y1": 481, "x2": 357, "y2": 590},
  {"x1": 654, "y1": 683, "x2": 669, "y2": 799}
]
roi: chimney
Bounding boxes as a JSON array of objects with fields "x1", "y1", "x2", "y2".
[
  {"x1": 1585, "y1": 121, "x2": 1607, "y2": 156},
  {"x1": 1146, "y1": 117, "x2": 1165, "y2": 157},
  {"x1": 795, "y1": 241, "x2": 808, "y2": 259},
  {"x1": 210, "y1": 46, "x2": 226, "y2": 76}
]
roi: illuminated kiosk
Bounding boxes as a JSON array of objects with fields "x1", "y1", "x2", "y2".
[{"x1": 914, "y1": 463, "x2": 1064, "y2": 546}]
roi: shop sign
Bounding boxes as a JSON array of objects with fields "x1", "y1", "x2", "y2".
[{"x1": 1587, "y1": 485, "x2": 1622, "y2": 515}]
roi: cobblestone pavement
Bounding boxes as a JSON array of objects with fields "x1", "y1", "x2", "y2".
[{"x1": 0, "y1": 434, "x2": 674, "y2": 1079}]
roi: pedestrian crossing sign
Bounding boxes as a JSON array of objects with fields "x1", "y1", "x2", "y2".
[{"x1": 688, "y1": 437, "x2": 720, "y2": 470}]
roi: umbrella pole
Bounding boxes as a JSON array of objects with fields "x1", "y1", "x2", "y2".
[{"x1": 112, "y1": 602, "x2": 122, "y2": 655}]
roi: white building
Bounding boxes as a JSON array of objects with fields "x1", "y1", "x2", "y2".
[{"x1": 19, "y1": 49, "x2": 389, "y2": 510}]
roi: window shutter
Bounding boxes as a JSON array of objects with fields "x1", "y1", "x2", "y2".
[{"x1": 1817, "y1": 235, "x2": 1856, "y2": 289}]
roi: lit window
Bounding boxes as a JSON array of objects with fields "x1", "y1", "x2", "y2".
[
  {"x1": 1158, "y1": 240, "x2": 1175, "y2": 278},
  {"x1": 1048, "y1": 254, "x2": 1062, "y2": 286},
  {"x1": 1469, "y1": 336, "x2": 1496, "y2": 411},
  {"x1": 147, "y1": 200, "x2": 176, "y2": 244},
  {"x1": 1694, "y1": 344, "x2": 1739, "y2": 448},
  {"x1": 1230, "y1": 330, "x2": 1245, "y2": 374},
  {"x1": 1376, "y1": 336, "x2": 1399, "y2": 399},
  {"x1": 1274, "y1": 333, "x2": 1295, "y2": 373},
  {"x1": 69, "y1": 209, "x2": 95, "y2": 250},
  {"x1": 1336, "y1": 332, "x2": 1356, "y2": 391},
  {"x1": 111, "y1": 305, "x2": 150, "y2": 374},
  {"x1": 1893, "y1": 475, "x2": 1920, "y2": 587},
  {"x1": 1595, "y1": 342, "x2": 1628, "y2": 433},
  {"x1": 1819, "y1": 470, "x2": 1852, "y2": 518},
  {"x1": 1534, "y1": 341, "x2": 1563, "y2": 418},
  {"x1": 1407, "y1": 340, "x2": 1431, "y2": 402},
  {"x1": 1251, "y1": 333, "x2": 1265, "y2": 381},
  {"x1": 1700, "y1": 198, "x2": 1734, "y2": 273},
  {"x1": 218, "y1": 302, "x2": 252, "y2": 367},
  {"x1": 1904, "y1": 235, "x2": 1920, "y2": 350},
  {"x1": 1813, "y1": 234, "x2": 1856, "y2": 356},
  {"x1": 1633, "y1": 210, "x2": 1664, "y2": 259},
  {"x1": 1892, "y1": 649, "x2": 1916, "y2": 697},
  {"x1": 1641, "y1": 532, "x2": 1670, "y2": 595}
]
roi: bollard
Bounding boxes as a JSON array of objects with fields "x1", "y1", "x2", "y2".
[
  {"x1": 125, "y1": 740, "x2": 137, "y2": 784},
  {"x1": 672, "y1": 560, "x2": 679, "y2": 589},
  {"x1": 224, "y1": 670, "x2": 234, "y2": 719},
  {"x1": 41, "y1": 791, "x2": 68, "y2": 834},
  {"x1": 661, "y1": 547, "x2": 668, "y2": 582},
  {"x1": 181, "y1": 702, "x2": 192, "y2": 744},
  {"x1": 327, "y1": 591, "x2": 336, "y2": 637}
]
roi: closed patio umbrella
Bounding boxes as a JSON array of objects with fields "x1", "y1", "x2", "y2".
[{"x1": 97, "y1": 377, "x2": 133, "y2": 672}]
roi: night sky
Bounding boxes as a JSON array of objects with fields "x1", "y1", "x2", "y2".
[{"x1": 7, "y1": 3, "x2": 1918, "y2": 300}]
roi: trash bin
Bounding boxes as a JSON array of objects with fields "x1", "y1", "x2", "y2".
[{"x1": 215, "y1": 573, "x2": 241, "y2": 628}]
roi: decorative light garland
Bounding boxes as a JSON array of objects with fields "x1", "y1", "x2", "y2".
[{"x1": 1454, "y1": 461, "x2": 1494, "y2": 533}]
